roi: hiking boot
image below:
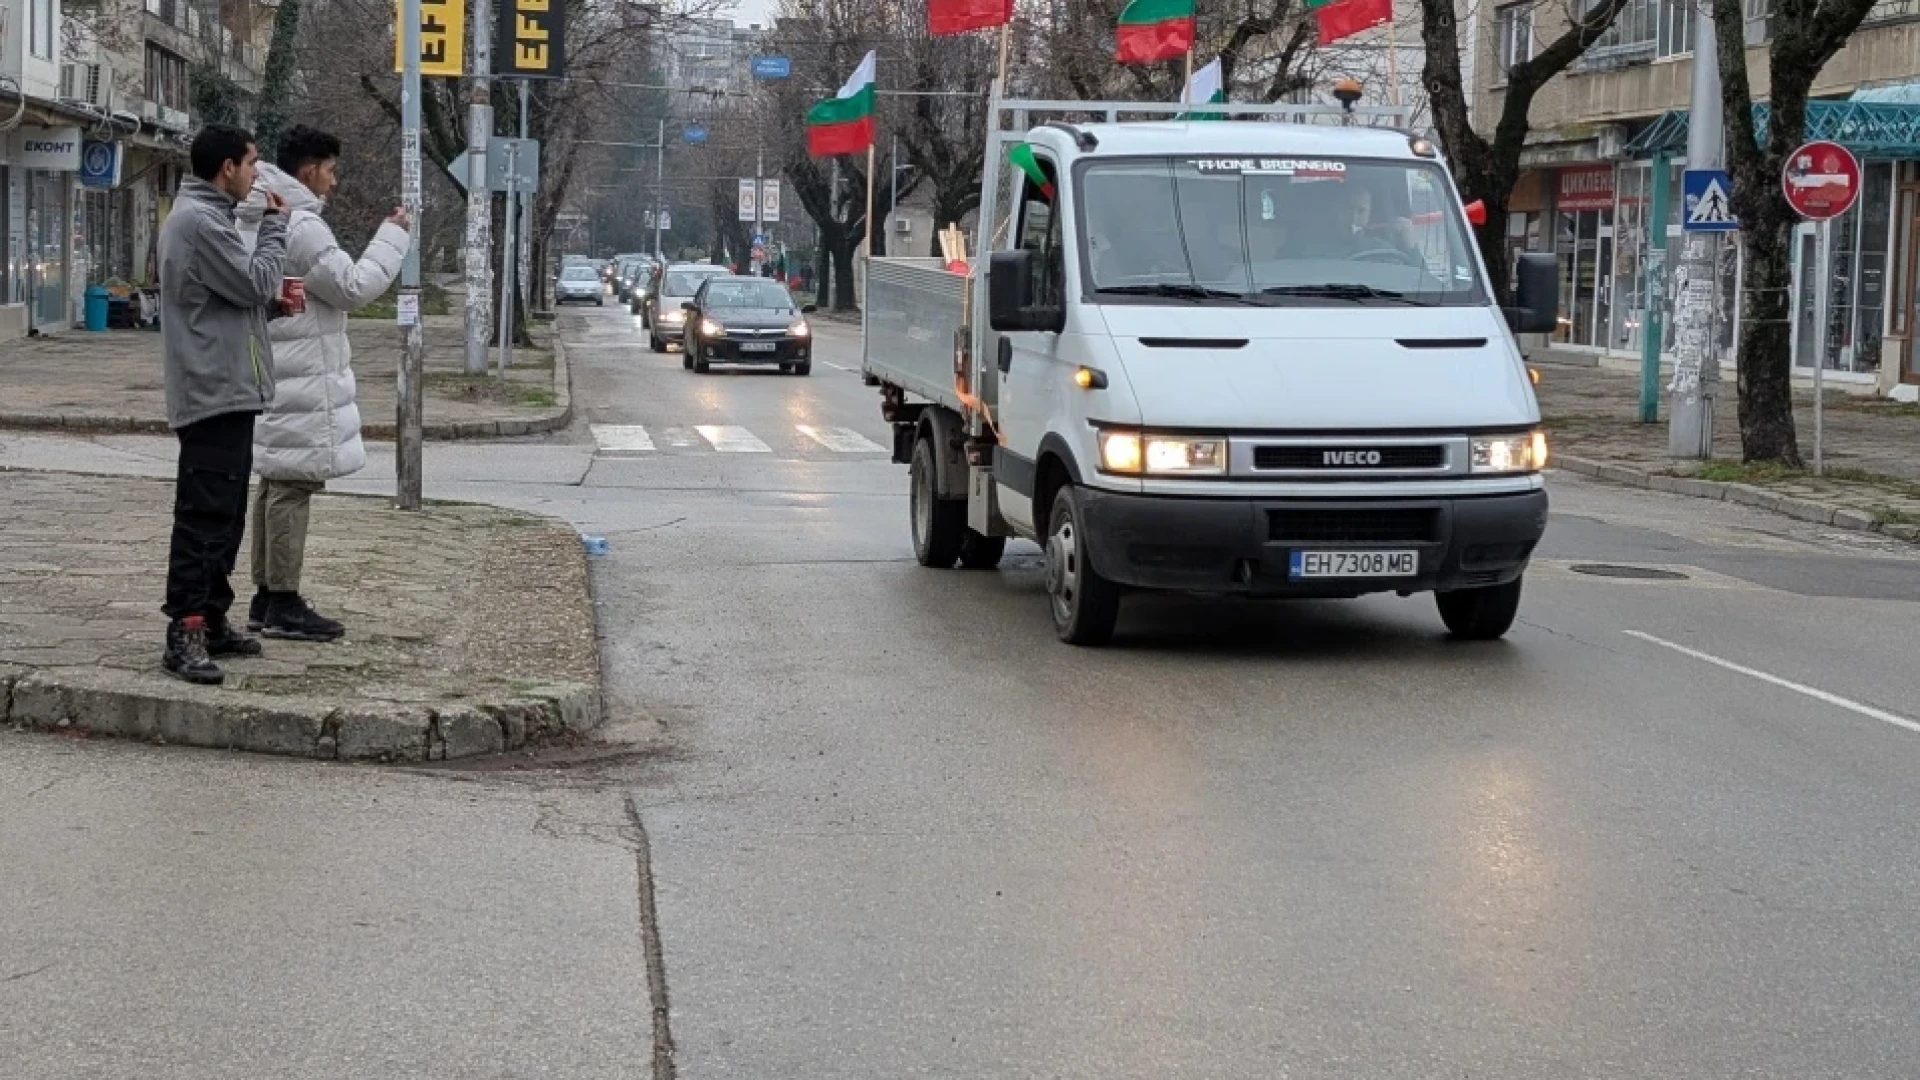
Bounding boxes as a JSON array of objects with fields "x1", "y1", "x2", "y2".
[
  {"x1": 206, "y1": 614, "x2": 263, "y2": 658},
  {"x1": 163, "y1": 616, "x2": 225, "y2": 685},
  {"x1": 246, "y1": 588, "x2": 269, "y2": 632},
  {"x1": 260, "y1": 592, "x2": 346, "y2": 642}
]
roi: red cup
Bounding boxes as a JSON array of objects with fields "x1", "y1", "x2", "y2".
[{"x1": 280, "y1": 277, "x2": 306, "y2": 314}]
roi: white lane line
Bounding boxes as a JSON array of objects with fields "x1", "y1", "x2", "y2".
[
  {"x1": 1623, "y1": 630, "x2": 1920, "y2": 736},
  {"x1": 822, "y1": 360, "x2": 856, "y2": 372},
  {"x1": 693, "y1": 425, "x2": 772, "y2": 453},
  {"x1": 589, "y1": 424, "x2": 654, "y2": 452},
  {"x1": 795, "y1": 425, "x2": 887, "y2": 453}
]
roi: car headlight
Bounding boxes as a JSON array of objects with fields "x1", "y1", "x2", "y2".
[
  {"x1": 700, "y1": 318, "x2": 725, "y2": 337},
  {"x1": 1470, "y1": 431, "x2": 1549, "y2": 473},
  {"x1": 788, "y1": 319, "x2": 810, "y2": 338},
  {"x1": 660, "y1": 309, "x2": 683, "y2": 323},
  {"x1": 1098, "y1": 431, "x2": 1226, "y2": 476}
]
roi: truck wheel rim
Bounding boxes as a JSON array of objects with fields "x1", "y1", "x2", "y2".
[
  {"x1": 912, "y1": 452, "x2": 932, "y2": 549},
  {"x1": 1047, "y1": 514, "x2": 1077, "y2": 622}
]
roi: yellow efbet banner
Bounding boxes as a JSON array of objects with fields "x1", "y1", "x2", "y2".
[{"x1": 394, "y1": 0, "x2": 466, "y2": 77}]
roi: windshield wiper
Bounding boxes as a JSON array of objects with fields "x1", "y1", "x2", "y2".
[
  {"x1": 1260, "y1": 283, "x2": 1428, "y2": 305},
  {"x1": 1098, "y1": 283, "x2": 1261, "y2": 304}
]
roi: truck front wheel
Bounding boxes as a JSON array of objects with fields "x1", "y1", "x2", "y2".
[
  {"x1": 1435, "y1": 577, "x2": 1523, "y2": 640},
  {"x1": 1046, "y1": 486, "x2": 1121, "y2": 646},
  {"x1": 910, "y1": 434, "x2": 965, "y2": 568}
]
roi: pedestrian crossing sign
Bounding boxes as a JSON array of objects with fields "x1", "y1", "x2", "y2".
[{"x1": 1683, "y1": 169, "x2": 1738, "y2": 231}]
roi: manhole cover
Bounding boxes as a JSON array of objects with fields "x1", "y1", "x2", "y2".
[{"x1": 1569, "y1": 563, "x2": 1690, "y2": 581}]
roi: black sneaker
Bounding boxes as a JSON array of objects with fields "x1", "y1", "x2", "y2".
[
  {"x1": 206, "y1": 614, "x2": 264, "y2": 658},
  {"x1": 260, "y1": 593, "x2": 346, "y2": 642},
  {"x1": 163, "y1": 616, "x2": 225, "y2": 685},
  {"x1": 246, "y1": 588, "x2": 268, "y2": 632}
]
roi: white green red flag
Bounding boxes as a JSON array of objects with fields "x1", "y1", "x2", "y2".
[
  {"x1": 806, "y1": 51, "x2": 877, "y2": 157},
  {"x1": 1114, "y1": 0, "x2": 1195, "y2": 64},
  {"x1": 1306, "y1": 0, "x2": 1391, "y2": 44},
  {"x1": 1178, "y1": 56, "x2": 1225, "y2": 118}
]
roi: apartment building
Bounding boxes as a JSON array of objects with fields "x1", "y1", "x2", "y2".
[
  {"x1": 1473, "y1": 0, "x2": 1920, "y2": 392},
  {"x1": 0, "y1": 0, "x2": 265, "y2": 335}
]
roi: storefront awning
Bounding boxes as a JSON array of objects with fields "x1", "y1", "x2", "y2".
[{"x1": 1622, "y1": 100, "x2": 1920, "y2": 159}]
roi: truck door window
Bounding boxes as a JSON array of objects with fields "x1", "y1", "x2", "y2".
[{"x1": 1016, "y1": 157, "x2": 1064, "y2": 307}]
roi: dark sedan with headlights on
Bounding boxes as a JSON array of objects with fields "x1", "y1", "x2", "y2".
[{"x1": 680, "y1": 277, "x2": 817, "y2": 376}]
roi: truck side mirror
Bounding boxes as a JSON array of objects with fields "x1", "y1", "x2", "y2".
[
  {"x1": 1505, "y1": 253, "x2": 1558, "y2": 334},
  {"x1": 988, "y1": 250, "x2": 1063, "y2": 333}
]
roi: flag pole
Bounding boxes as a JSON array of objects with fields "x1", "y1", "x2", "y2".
[
  {"x1": 864, "y1": 143, "x2": 876, "y2": 258},
  {"x1": 995, "y1": 23, "x2": 1011, "y2": 95},
  {"x1": 1385, "y1": 8, "x2": 1403, "y2": 106},
  {"x1": 1182, "y1": 49, "x2": 1194, "y2": 108}
]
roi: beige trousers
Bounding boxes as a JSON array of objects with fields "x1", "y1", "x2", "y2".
[{"x1": 250, "y1": 478, "x2": 325, "y2": 592}]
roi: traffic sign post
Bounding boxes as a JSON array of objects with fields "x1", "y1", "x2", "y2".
[{"x1": 1784, "y1": 140, "x2": 1861, "y2": 476}]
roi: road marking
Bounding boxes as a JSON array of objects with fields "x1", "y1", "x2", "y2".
[
  {"x1": 589, "y1": 424, "x2": 654, "y2": 452},
  {"x1": 1624, "y1": 631, "x2": 1920, "y2": 736},
  {"x1": 822, "y1": 360, "x2": 856, "y2": 372},
  {"x1": 694, "y1": 425, "x2": 772, "y2": 453},
  {"x1": 796, "y1": 425, "x2": 886, "y2": 453}
]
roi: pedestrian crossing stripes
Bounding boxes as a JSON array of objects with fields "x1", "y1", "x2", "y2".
[{"x1": 590, "y1": 423, "x2": 890, "y2": 457}]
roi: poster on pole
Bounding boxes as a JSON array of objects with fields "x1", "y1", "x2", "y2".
[
  {"x1": 761, "y1": 179, "x2": 780, "y2": 222},
  {"x1": 659, "y1": 208, "x2": 672, "y2": 231},
  {"x1": 738, "y1": 178, "x2": 757, "y2": 222},
  {"x1": 496, "y1": 0, "x2": 565, "y2": 78},
  {"x1": 393, "y1": 0, "x2": 465, "y2": 76}
]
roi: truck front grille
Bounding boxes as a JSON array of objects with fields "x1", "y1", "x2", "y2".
[{"x1": 1252, "y1": 445, "x2": 1448, "y2": 470}]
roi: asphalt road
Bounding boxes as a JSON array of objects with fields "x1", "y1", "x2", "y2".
[{"x1": 6, "y1": 302, "x2": 1920, "y2": 1078}]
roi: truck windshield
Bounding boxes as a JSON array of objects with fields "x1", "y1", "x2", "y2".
[{"x1": 1078, "y1": 157, "x2": 1488, "y2": 307}]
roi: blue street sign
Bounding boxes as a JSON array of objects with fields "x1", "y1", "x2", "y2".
[
  {"x1": 751, "y1": 232, "x2": 766, "y2": 246},
  {"x1": 683, "y1": 123, "x2": 707, "y2": 144},
  {"x1": 750, "y1": 56, "x2": 792, "y2": 79},
  {"x1": 1682, "y1": 169, "x2": 1738, "y2": 232},
  {"x1": 79, "y1": 140, "x2": 121, "y2": 188}
]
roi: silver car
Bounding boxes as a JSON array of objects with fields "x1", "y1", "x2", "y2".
[
  {"x1": 556, "y1": 264, "x2": 604, "y2": 306},
  {"x1": 647, "y1": 263, "x2": 728, "y2": 352}
]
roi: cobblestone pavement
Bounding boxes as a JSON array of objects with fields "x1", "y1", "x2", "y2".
[
  {"x1": 0, "y1": 470, "x2": 601, "y2": 759},
  {"x1": 0, "y1": 314, "x2": 568, "y2": 437},
  {"x1": 1534, "y1": 352, "x2": 1920, "y2": 530}
]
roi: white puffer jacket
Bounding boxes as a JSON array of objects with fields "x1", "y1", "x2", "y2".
[{"x1": 236, "y1": 163, "x2": 410, "y2": 482}]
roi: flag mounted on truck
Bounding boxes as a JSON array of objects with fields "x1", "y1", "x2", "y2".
[
  {"x1": 1307, "y1": 0, "x2": 1392, "y2": 44},
  {"x1": 807, "y1": 51, "x2": 877, "y2": 157},
  {"x1": 1114, "y1": 0, "x2": 1195, "y2": 63},
  {"x1": 929, "y1": 0, "x2": 1012, "y2": 35}
]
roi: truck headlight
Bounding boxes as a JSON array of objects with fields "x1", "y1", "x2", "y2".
[
  {"x1": 1098, "y1": 431, "x2": 1226, "y2": 476},
  {"x1": 1470, "y1": 431, "x2": 1549, "y2": 473}
]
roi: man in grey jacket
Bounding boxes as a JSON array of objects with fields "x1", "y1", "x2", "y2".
[{"x1": 157, "y1": 123, "x2": 289, "y2": 685}]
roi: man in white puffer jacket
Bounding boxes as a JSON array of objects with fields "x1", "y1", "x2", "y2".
[{"x1": 236, "y1": 125, "x2": 411, "y2": 641}]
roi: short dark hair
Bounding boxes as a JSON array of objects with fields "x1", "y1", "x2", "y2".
[
  {"x1": 190, "y1": 124, "x2": 257, "y2": 182},
  {"x1": 276, "y1": 125, "x2": 342, "y2": 176}
]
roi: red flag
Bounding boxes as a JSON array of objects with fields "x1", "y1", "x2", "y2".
[
  {"x1": 1310, "y1": 0, "x2": 1391, "y2": 44},
  {"x1": 929, "y1": 0, "x2": 1012, "y2": 34}
]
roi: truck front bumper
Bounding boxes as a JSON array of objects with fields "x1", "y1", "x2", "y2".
[{"x1": 1074, "y1": 488, "x2": 1548, "y2": 597}]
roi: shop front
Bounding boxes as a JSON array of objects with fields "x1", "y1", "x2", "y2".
[
  {"x1": 5, "y1": 126, "x2": 82, "y2": 333},
  {"x1": 1553, "y1": 164, "x2": 1615, "y2": 349}
]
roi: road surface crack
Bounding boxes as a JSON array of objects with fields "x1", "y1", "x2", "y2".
[{"x1": 625, "y1": 793, "x2": 677, "y2": 1080}]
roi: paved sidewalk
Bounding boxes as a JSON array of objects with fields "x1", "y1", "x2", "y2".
[
  {"x1": 1535, "y1": 352, "x2": 1920, "y2": 543},
  {"x1": 0, "y1": 470, "x2": 602, "y2": 760},
  {"x1": 0, "y1": 314, "x2": 571, "y2": 439}
]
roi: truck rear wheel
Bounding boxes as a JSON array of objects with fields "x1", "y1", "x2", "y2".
[
  {"x1": 1436, "y1": 577, "x2": 1523, "y2": 640},
  {"x1": 957, "y1": 530, "x2": 1005, "y2": 570},
  {"x1": 1046, "y1": 485, "x2": 1120, "y2": 646},
  {"x1": 910, "y1": 434, "x2": 965, "y2": 568}
]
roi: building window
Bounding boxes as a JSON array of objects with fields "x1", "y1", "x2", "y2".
[
  {"x1": 1496, "y1": 3, "x2": 1534, "y2": 78},
  {"x1": 30, "y1": 0, "x2": 54, "y2": 58},
  {"x1": 1586, "y1": 0, "x2": 1697, "y2": 63},
  {"x1": 146, "y1": 45, "x2": 189, "y2": 112},
  {"x1": 1656, "y1": 0, "x2": 1694, "y2": 57}
]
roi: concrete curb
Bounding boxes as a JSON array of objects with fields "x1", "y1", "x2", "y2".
[
  {"x1": 0, "y1": 339, "x2": 573, "y2": 442},
  {"x1": 0, "y1": 663, "x2": 603, "y2": 762},
  {"x1": 1556, "y1": 454, "x2": 1920, "y2": 546}
]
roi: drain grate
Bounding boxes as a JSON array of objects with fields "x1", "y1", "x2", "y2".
[{"x1": 1570, "y1": 563, "x2": 1690, "y2": 581}]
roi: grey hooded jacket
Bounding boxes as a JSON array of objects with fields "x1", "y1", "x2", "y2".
[{"x1": 157, "y1": 176, "x2": 289, "y2": 430}]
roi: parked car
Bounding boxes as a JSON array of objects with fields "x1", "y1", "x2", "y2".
[
  {"x1": 555, "y1": 263, "x2": 605, "y2": 305},
  {"x1": 647, "y1": 263, "x2": 728, "y2": 351},
  {"x1": 680, "y1": 276, "x2": 815, "y2": 375}
]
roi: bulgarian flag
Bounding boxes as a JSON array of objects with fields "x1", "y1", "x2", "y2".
[
  {"x1": 1114, "y1": 0, "x2": 1194, "y2": 64},
  {"x1": 929, "y1": 0, "x2": 1012, "y2": 34},
  {"x1": 1177, "y1": 56, "x2": 1225, "y2": 119},
  {"x1": 806, "y1": 51, "x2": 877, "y2": 157},
  {"x1": 1009, "y1": 142, "x2": 1054, "y2": 200},
  {"x1": 1307, "y1": 0, "x2": 1392, "y2": 44}
]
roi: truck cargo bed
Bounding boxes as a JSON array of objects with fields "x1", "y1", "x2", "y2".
[{"x1": 861, "y1": 258, "x2": 970, "y2": 411}]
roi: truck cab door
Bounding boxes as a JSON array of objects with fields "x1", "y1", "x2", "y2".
[{"x1": 994, "y1": 154, "x2": 1066, "y2": 534}]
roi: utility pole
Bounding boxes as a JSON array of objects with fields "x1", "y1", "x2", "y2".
[
  {"x1": 753, "y1": 147, "x2": 764, "y2": 274},
  {"x1": 1667, "y1": 8, "x2": 1723, "y2": 457},
  {"x1": 496, "y1": 131, "x2": 519, "y2": 377},
  {"x1": 397, "y1": 0, "x2": 425, "y2": 510},
  {"x1": 518, "y1": 81, "x2": 531, "y2": 313},
  {"x1": 461, "y1": 0, "x2": 494, "y2": 374},
  {"x1": 889, "y1": 134, "x2": 898, "y2": 253},
  {"x1": 652, "y1": 118, "x2": 665, "y2": 257}
]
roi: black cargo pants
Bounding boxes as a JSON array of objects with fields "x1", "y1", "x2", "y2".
[{"x1": 162, "y1": 410, "x2": 258, "y2": 622}]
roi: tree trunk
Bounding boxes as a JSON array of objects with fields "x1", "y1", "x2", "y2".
[
  {"x1": 1733, "y1": 214, "x2": 1802, "y2": 464},
  {"x1": 832, "y1": 241, "x2": 857, "y2": 311},
  {"x1": 813, "y1": 245, "x2": 831, "y2": 306},
  {"x1": 253, "y1": 0, "x2": 302, "y2": 159}
]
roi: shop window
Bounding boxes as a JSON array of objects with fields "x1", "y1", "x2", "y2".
[{"x1": 1496, "y1": 3, "x2": 1534, "y2": 78}]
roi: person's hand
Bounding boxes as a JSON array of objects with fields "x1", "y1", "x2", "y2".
[
  {"x1": 388, "y1": 206, "x2": 412, "y2": 230},
  {"x1": 263, "y1": 191, "x2": 289, "y2": 215}
]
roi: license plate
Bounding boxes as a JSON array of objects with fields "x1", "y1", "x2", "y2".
[
  {"x1": 1288, "y1": 550, "x2": 1418, "y2": 579},
  {"x1": 738, "y1": 341, "x2": 777, "y2": 353}
]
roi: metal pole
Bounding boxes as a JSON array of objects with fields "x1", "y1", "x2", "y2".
[
  {"x1": 890, "y1": 134, "x2": 897, "y2": 236},
  {"x1": 1667, "y1": 3, "x2": 1722, "y2": 458},
  {"x1": 653, "y1": 118, "x2": 665, "y2": 257},
  {"x1": 754, "y1": 147, "x2": 764, "y2": 274},
  {"x1": 497, "y1": 137, "x2": 517, "y2": 377},
  {"x1": 397, "y1": 0, "x2": 425, "y2": 510},
  {"x1": 1814, "y1": 218, "x2": 1829, "y2": 475},
  {"x1": 1639, "y1": 152, "x2": 1670, "y2": 423},
  {"x1": 518, "y1": 80, "x2": 531, "y2": 312},
  {"x1": 461, "y1": 0, "x2": 494, "y2": 373}
]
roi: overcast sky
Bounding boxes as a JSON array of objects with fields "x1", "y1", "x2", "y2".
[{"x1": 728, "y1": 0, "x2": 775, "y2": 27}]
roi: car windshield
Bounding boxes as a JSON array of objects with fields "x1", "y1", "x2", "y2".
[
  {"x1": 665, "y1": 269, "x2": 724, "y2": 295},
  {"x1": 562, "y1": 267, "x2": 598, "y2": 281},
  {"x1": 1077, "y1": 157, "x2": 1487, "y2": 306},
  {"x1": 702, "y1": 280, "x2": 795, "y2": 309}
]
